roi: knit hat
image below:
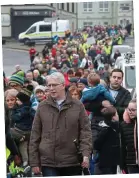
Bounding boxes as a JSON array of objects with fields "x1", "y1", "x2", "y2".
[
  {"x1": 78, "y1": 78, "x2": 88, "y2": 86},
  {"x1": 69, "y1": 77, "x2": 78, "y2": 83},
  {"x1": 34, "y1": 85, "x2": 46, "y2": 94},
  {"x1": 16, "y1": 85, "x2": 34, "y2": 103},
  {"x1": 9, "y1": 74, "x2": 24, "y2": 86},
  {"x1": 16, "y1": 71, "x2": 25, "y2": 77}
]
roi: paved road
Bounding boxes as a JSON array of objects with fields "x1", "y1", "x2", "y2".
[
  {"x1": 3, "y1": 48, "x2": 30, "y2": 76},
  {"x1": 2, "y1": 37, "x2": 134, "y2": 77}
]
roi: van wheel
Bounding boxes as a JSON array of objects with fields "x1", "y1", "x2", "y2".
[{"x1": 24, "y1": 38, "x2": 30, "y2": 45}]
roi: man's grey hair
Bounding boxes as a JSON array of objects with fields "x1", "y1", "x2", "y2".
[{"x1": 48, "y1": 72, "x2": 65, "y2": 84}]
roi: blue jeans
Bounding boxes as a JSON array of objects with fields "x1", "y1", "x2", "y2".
[
  {"x1": 41, "y1": 166, "x2": 82, "y2": 177},
  {"x1": 42, "y1": 167, "x2": 59, "y2": 176}
]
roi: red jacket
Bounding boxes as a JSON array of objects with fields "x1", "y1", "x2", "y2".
[
  {"x1": 51, "y1": 48, "x2": 57, "y2": 57},
  {"x1": 29, "y1": 48, "x2": 36, "y2": 56},
  {"x1": 96, "y1": 50, "x2": 101, "y2": 54}
]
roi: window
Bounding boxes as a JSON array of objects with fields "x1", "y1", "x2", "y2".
[
  {"x1": 50, "y1": 3, "x2": 53, "y2": 7},
  {"x1": 120, "y1": 3, "x2": 130, "y2": 11},
  {"x1": 61, "y1": 3, "x2": 64, "y2": 10},
  {"x1": 83, "y1": 2, "x2": 93, "y2": 12},
  {"x1": 120, "y1": 20, "x2": 123, "y2": 24},
  {"x1": 104, "y1": 22, "x2": 108, "y2": 25},
  {"x1": 67, "y1": 3, "x2": 69, "y2": 12},
  {"x1": 39, "y1": 25, "x2": 52, "y2": 32},
  {"x1": 99, "y1": 1, "x2": 109, "y2": 12},
  {"x1": 26, "y1": 26, "x2": 36, "y2": 34},
  {"x1": 83, "y1": 22, "x2": 93, "y2": 27},
  {"x1": 57, "y1": 3, "x2": 59, "y2": 9},
  {"x1": 72, "y1": 3, "x2": 75, "y2": 13}
]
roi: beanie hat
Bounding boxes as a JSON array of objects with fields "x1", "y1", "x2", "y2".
[
  {"x1": 16, "y1": 71, "x2": 25, "y2": 77},
  {"x1": 16, "y1": 85, "x2": 33, "y2": 103},
  {"x1": 34, "y1": 85, "x2": 46, "y2": 94},
  {"x1": 78, "y1": 78, "x2": 88, "y2": 86},
  {"x1": 69, "y1": 77, "x2": 78, "y2": 83},
  {"x1": 9, "y1": 74, "x2": 24, "y2": 86}
]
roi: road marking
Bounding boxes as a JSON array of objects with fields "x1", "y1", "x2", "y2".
[{"x1": 3, "y1": 48, "x2": 28, "y2": 53}]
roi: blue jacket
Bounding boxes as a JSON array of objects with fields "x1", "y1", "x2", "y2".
[
  {"x1": 81, "y1": 84, "x2": 115, "y2": 104},
  {"x1": 30, "y1": 94, "x2": 39, "y2": 112},
  {"x1": 11, "y1": 103, "x2": 34, "y2": 131}
]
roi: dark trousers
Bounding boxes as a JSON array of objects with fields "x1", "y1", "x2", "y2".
[
  {"x1": 30, "y1": 56, "x2": 34, "y2": 64},
  {"x1": 94, "y1": 163, "x2": 117, "y2": 175},
  {"x1": 41, "y1": 166, "x2": 82, "y2": 177},
  {"x1": 127, "y1": 165, "x2": 139, "y2": 174}
]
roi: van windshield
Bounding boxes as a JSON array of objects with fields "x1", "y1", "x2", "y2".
[
  {"x1": 26, "y1": 26, "x2": 36, "y2": 34},
  {"x1": 125, "y1": 65, "x2": 136, "y2": 88}
]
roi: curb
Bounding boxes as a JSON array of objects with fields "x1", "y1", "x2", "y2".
[
  {"x1": 3, "y1": 46, "x2": 29, "y2": 51},
  {"x1": 3, "y1": 46, "x2": 43, "y2": 53}
]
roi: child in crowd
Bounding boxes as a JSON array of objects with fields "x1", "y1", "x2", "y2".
[
  {"x1": 34, "y1": 85, "x2": 46, "y2": 102},
  {"x1": 10, "y1": 85, "x2": 34, "y2": 167},
  {"x1": 94, "y1": 105, "x2": 120, "y2": 174},
  {"x1": 80, "y1": 73, "x2": 115, "y2": 104}
]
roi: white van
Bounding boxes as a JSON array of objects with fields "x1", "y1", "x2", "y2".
[
  {"x1": 114, "y1": 57, "x2": 136, "y2": 93},
  {"x1": 18, "y1": 20, "x2": 70, "y2": 44}
]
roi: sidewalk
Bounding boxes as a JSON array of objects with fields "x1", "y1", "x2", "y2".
[{"x1": 2, "y1": 42, "x2": 45, "y2": 52}]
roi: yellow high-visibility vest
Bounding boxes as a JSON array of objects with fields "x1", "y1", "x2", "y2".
[
  {"x1": 104, "y1": 45, "x2": 111, "y2": 55},
  {"x1": 79, "y1": 43, "x2": 88, "y2": 54},
  {"x1": 117, "y1": 36, "x2": 123, "y2": 45},
  {"x1": 82, "y1": 33, "x2": 88, "y2": 40}
]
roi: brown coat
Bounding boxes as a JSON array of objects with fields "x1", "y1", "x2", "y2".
[{"x1": 29, "y1": 93, "x2": 92, "y2": 167}]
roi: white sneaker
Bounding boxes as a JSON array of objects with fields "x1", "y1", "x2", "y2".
[{"x1": 23, "y1": 161, "x2": 28, "y2": 167}]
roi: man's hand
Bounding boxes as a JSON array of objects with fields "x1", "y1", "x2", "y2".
[
  {"x1": 32, "y1": 167, "x2": 41, "y2": 174},
  {"x1": 113, "y1": 111, "x2": 119, "y2": 121},
  {"x1": 102, "y1": 100, "x2": 112, "y2": 108},
  {"x1": 81, "y1": 156, "x2": 89, "y2": 168}
]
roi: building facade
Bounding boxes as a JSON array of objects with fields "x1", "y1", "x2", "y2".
[
  {"x1": 1, "y1": 3, "x2": 77, "y2": 38},
  {"x1": 77, "y1": 1, "x2": 133, "y2": 29}
]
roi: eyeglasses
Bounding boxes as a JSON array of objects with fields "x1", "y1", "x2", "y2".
[
  {"x1": 127, "y1": 108, "x2": 137, "y2": 112},
  {"x1": 9, "y1": 84, "x2": 19, "y2": 88},
  {"x1": 47, "y1": 83, "x2": 62, "y2": 88}
]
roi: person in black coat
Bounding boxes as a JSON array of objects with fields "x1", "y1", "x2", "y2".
[
  {"x1": 114, "y1": 50, "x2": 121, "y2": 61},
  {"x1": 88, "y1": 46, "x2": 97, "y2": 62},
  {"x1": 93, "y1": 106, "x2": 120, "y2": 174},
  {"x1": 121, "y1": 99, "x2": 139, "y2": 174},
  {"x1": 5, "y1": 104, "x2": 21, "y2": 168},
  {"x1": 108, "y1": 69, "x2": 131, "y2": 122},
  {"x1": 42, "y1": 45, "x2": 49, "y2": 58},
  {"x1": 33, "y1": 69, "x2": 45, "y2": 86},
  {"x1": 86, "y1": 69, "x2": 131, "y2": 123}
]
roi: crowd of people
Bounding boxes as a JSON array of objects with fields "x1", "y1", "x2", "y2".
[{"x1": 4, "y1": 24, "x2": 138, "y2": 177}]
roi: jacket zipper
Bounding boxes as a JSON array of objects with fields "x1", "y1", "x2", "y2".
[
  {"x1": 54, "y1": 108, "x2": 60, "y2": 167},
  {"x1": 54, "y1": 105, "x2": 71, "y2": 166}
]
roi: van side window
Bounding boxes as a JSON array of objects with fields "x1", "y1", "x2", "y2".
[
  {"x1": 39, "y1": 25, "x2": 52, "y2": 32},
  {"x1": 26, "y1": 26, "x2": 36, "y2": 34},
  {"x1": 125, "y1": 66, "x2": 136, "y2": 88}
]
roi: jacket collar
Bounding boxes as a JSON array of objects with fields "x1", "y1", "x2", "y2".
[{"x1": 45, "y1": 91, "x2": 73, "y2": 109}]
